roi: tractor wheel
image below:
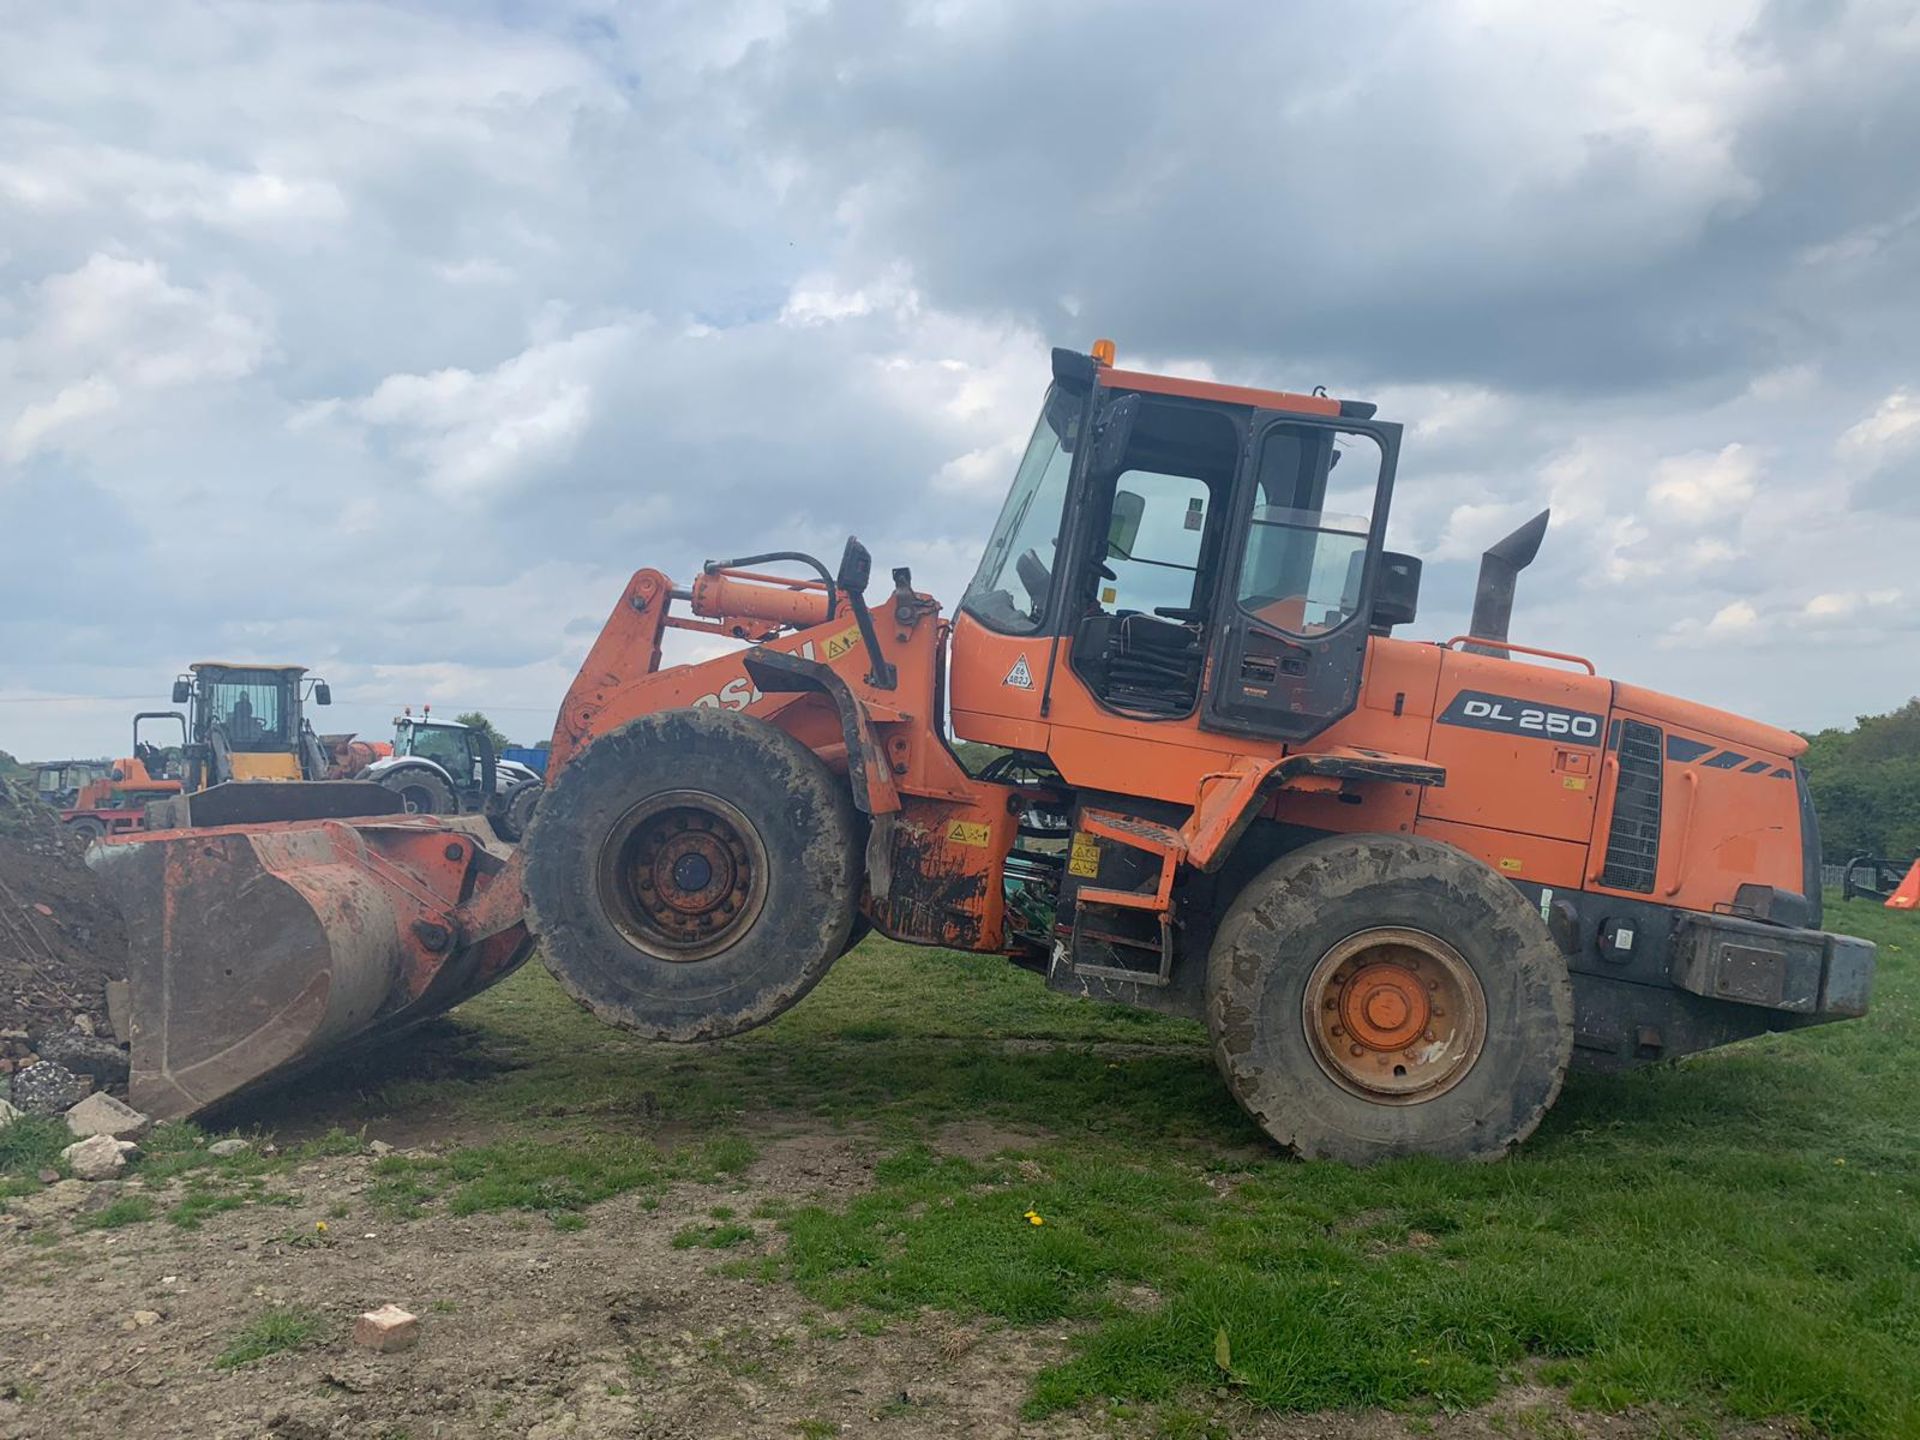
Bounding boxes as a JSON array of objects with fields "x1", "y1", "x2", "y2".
[
  {"x1": 378, "y1": 767, "x2": 455, "y2": 816},
  {"x1": 523, "y1": 707, "x2": 859, "y2": 1041},
  {"x1": 1206, "y1": 834, "x2": 1572, "y2": 1164},
  {"x1": 66, "y1": 817, "x2": 107, "y2": 846},
  {"x1": 493, "y1": 778, "x2": 542, "y2": 843}
]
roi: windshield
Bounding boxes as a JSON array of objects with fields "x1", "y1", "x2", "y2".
[
  {"x1": 201, "y1": 671, "x2": 293, "y2": 751},
  {"x1": 960, "y1": 385, "x2": 1082, "y2": 634}
]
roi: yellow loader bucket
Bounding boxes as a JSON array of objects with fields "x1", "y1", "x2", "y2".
[{"x1": 88, "y1": 812, "x2": 532, "y2": 1121}]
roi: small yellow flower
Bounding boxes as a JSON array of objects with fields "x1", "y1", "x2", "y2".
[
  {"x1": 315, "y1": 1221, "x2": 328, "y2": 1232},
  {"x1": 1833, "y1": 1158, "x2": 1847, "y2": 1167},
  {"x1": 1024, "y1": 1209, "x2": 1045, "y2": 1226}
]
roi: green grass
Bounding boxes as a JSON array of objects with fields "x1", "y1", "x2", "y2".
[
  {"x1": 215, "y1": 1306, "x2": 325, "y2": 1368},
  {"x1": 672, "y1": 1220, "x2": 755, "y2": 1249},
  {"x1": 73, "y1": 1194, "x2": 157, "y2": 1229},
  {"x1": 764, "y1": 901, "x2": 1920, "y2": 1434},
  {"x1": 0, "y1": 1112, "x2": 71, "y2": 1195}
]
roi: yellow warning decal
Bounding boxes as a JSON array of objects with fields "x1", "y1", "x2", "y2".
[
  {"x1": 822, "y1": 625, "x2": 863, "y2": 661},
  {"x1": 1498, "y1": 857, "x2": 1524, "y2": 872},
  {"x1": 945, "y1": 821, "x2": 991, "y2": 848},
  {"x1": 1068, "y1": 833, "x2": 1102, "y2": 878},
  {"x1": 1561, "y1": 776, "x2": 1588, "y2": 791}
]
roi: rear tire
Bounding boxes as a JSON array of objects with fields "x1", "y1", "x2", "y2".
[
  {"x1": 66, "y1": 817, "x2": 107, "y2": 846},
  {"x1": 377, "y1": 766, "x2": 455, "y2": 816},
  {"x1": 1206, "y1": 833, "x2": 1572, "y2": 1164},
  {"x1": 524, "y1": 708, "x2": 859, "y2": 1041},
  {"x1": 493, "y1": 778, "x2": 541, "y2": 843}
]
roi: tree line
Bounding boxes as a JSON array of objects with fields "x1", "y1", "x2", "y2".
[{"x1": 1800, "y1": 699, "x2": 1920, "y2": 864}]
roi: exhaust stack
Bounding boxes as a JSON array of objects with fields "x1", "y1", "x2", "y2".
[{"x1": 1466, "y1": 509, "x2": 1550, "y2": 658}]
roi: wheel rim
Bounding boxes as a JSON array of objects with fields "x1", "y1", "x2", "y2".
[
  {"x1": 400, "y1": 786, "x2": 436, "y2": 814},
  {"x1": 596, "y1": 789, "x2": 768, "y2": 962},
  {"x1": 1301, "y1": 927, "x2": 1488, "y2": 1105}
]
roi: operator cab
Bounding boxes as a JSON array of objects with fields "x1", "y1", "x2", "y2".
[
  {"x1": 961, "y1": 345, "x2": 1419, "y2": 742},
  {"x1": 393, "y1": 715, "x2": 490, "y2": 790},
  {"x1": 171, "y1": 662, "x2": 333, "y2": 787}
]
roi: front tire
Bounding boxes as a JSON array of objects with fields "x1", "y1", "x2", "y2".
[
  {"x1": 523, "y1": 708, "x2": 859, "y2": 1041},
  {"x1": 377, "y1": 766, "x2": 455, "y2": 816},
  {"x1": 1206, "y1": 834, "x2": 1572, "y2": 1164}
]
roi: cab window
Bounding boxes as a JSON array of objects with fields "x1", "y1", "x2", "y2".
[{"x1": 1236, "y1": 428, "x2": 1384, "y2": 636}]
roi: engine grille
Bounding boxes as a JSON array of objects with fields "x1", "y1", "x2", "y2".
[{"x1": 1600, "y1": 720, "x2": 1663, "y2": 893}]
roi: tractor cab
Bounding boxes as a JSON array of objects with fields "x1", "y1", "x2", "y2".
[
  {"x1": 35, "y1": 759, "x2": 108, "y2": 810},
  {"x1": 172, "y1": 662, "x2": 333, "y2": 788},
  {"x1": 391, "y1": 712, "x2": 497, "y2": 802},
  {"x1": 959, "y1": 345, "x2": 1416, "y2": 743}
]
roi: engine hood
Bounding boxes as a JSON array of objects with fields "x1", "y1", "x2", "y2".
[{"x1": 1611, "y1": 680, "x2": 1806, "y2": 760}]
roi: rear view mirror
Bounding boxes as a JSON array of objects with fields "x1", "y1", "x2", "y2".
[
  {"x1": 172, "y1": 679, "x2": 191, "y2": 705},
  {"x1": 1090, "y1": 393, "x2": 1139, "y2": 475},
  {"x1": 1108, "y1": 490, "x2": 1145, "y2": 560},
  {"x1": 314, "y1": 682, "x2": 332, "y2": 706}
]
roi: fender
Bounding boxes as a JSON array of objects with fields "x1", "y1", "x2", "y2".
[
  {"x1": 1184, "y1": 746, "x2": 1447, "y2": 871},
  {"x1": 742, "y1": 647, "x2": 901, "y2": 817}
]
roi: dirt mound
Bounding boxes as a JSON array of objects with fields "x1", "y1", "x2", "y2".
[{"x1": 0, "y1": 777, "x2": 129, "y2": 1059}]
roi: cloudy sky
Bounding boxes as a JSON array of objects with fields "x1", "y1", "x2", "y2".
[{"x1": 2, "y1": 0, "x2": 1917, "y2": 761}]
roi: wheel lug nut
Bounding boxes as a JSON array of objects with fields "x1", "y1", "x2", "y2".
[
  {"x1": 1330, "y1": 1025, "x2": 1344, "y2": 1038},
  {"x1": 1348, "y1": 1043, "x2": 1364, "y2": 1057},
  {"x1": 1424, "y1": 1029, "x2": 1437, "y2": 1042}
]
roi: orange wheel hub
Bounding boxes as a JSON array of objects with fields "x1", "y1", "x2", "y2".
[{"x1": 1301, "y1": 927, "x2": 1489, "y2": 1105}]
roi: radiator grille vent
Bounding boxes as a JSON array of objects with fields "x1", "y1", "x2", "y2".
[{"x1": 1600, "y1": 720, "x2": 1663, "y2": 893}]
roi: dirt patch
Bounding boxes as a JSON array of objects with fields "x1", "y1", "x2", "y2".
[
  {"x1": 0, "y1": 779, "x2": 128, "y2": 1065},
  {"x1": 931, "y1": 1119, "x2": 1053, "y2": 1162},
  {"x1": 744, "y1": 1128, "x2": 877, "y2": 1200}
]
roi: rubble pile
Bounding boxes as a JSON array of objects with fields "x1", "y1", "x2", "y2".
[{"x1": 0, "y1": 777, "x2": 131, "y2": 1103}]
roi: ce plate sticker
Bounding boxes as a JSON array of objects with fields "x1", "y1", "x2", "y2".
[{"x1": 1438, "y1": 689, "x2": 1604, "y2": 745}]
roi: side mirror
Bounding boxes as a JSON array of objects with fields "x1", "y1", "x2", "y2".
[
  {"x1": 1107, "y1": 490, "x2": 1145, "y2": 560},
  {"x1": 1371, "y1": 552, "x2": 1422, "y2": 633},
  {"x1": 1090, "y1": 393, "x2": 1138, "y2": 475},
  {"x1": 836, "y1": 537, "x2": 873, "y2": 595},
  {"x1": 314, "y1": 682, "x2": 332, "y2": 706},
  {"x1": 171, "y1": 679, "x2": 191, "y2": 704}
]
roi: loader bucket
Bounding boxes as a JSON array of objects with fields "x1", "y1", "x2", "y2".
[{"x1": 87, "y1": 813, "x2": 533, "y2": 1121}]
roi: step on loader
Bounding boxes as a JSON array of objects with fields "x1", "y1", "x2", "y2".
[{"x1": 92, "y1": 342, "x2": 1876, "y2": 1161}]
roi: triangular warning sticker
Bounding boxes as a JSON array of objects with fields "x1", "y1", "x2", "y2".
[{"x1": 1004, "y1": 653, "x2": 1034, "y2": 689}]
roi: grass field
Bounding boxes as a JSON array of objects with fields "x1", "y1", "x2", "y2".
[
  {"x1": 343, "y1": 894, "x2": 1919, "y2": 1435},
  {"x1": 6, "y1": 895, "x2": 1918, "y2": 1434}
]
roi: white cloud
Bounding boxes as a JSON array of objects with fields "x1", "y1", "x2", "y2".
[
  {"x1": 333, "y1": 323, "x2": 633, "y2": 499},
  {"x1": 1838, "y1": 390, "x2": 1920, "y2": 459},
  {"x1": 1, "y1": 254, "x2": 272, "y2": 461},
  {"x1": 1647, "y1": 443, "x2": 1759, "y2": 525}
]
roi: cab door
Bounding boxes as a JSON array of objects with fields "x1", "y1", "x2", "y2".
[{"x1": 1202, "y1": 412, "x2": 1400, "y2": 742}]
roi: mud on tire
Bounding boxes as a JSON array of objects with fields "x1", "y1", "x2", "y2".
[
  {"x1": 523, "y1": 708, "x2": 859, "y2": 1041},
  {"x1": 1206, "y1": 833, "x2": 1573, "y2": 1164}
]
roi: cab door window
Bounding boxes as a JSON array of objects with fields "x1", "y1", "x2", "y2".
[
  {"x1": 1101, "y1": 471, "x2": 1210, "y2": 618},
  {"x1": 1236, "y1": 429, "x2": 1384, "y2": 636}
]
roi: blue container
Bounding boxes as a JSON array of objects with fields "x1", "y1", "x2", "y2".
[{"x1": 500, "y1": 746, "x2": 549, "y2": 775}]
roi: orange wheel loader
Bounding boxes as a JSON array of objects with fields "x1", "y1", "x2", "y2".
[{"x1": 92, "y1": 343, "x2": 1875, "y2": 1162}]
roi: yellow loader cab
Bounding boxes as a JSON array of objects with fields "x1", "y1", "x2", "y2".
[{"x1": 172, "y1": 662, "x2": 334, "y2": 790}]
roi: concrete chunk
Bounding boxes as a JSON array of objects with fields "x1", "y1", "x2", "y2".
[
  {"x1": 65, "y1": 1091, "x2": 150, "y2": 1141},
  {"x1": 352, "y1": 1304, "x2": 420, "y2": 1354},
  {"x1": 62, "y1": 1134, "x2": 140, "y2": 1181},
  {"x1": 208, "y1": 1138, "x2": 251, "y2": 1158}
]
